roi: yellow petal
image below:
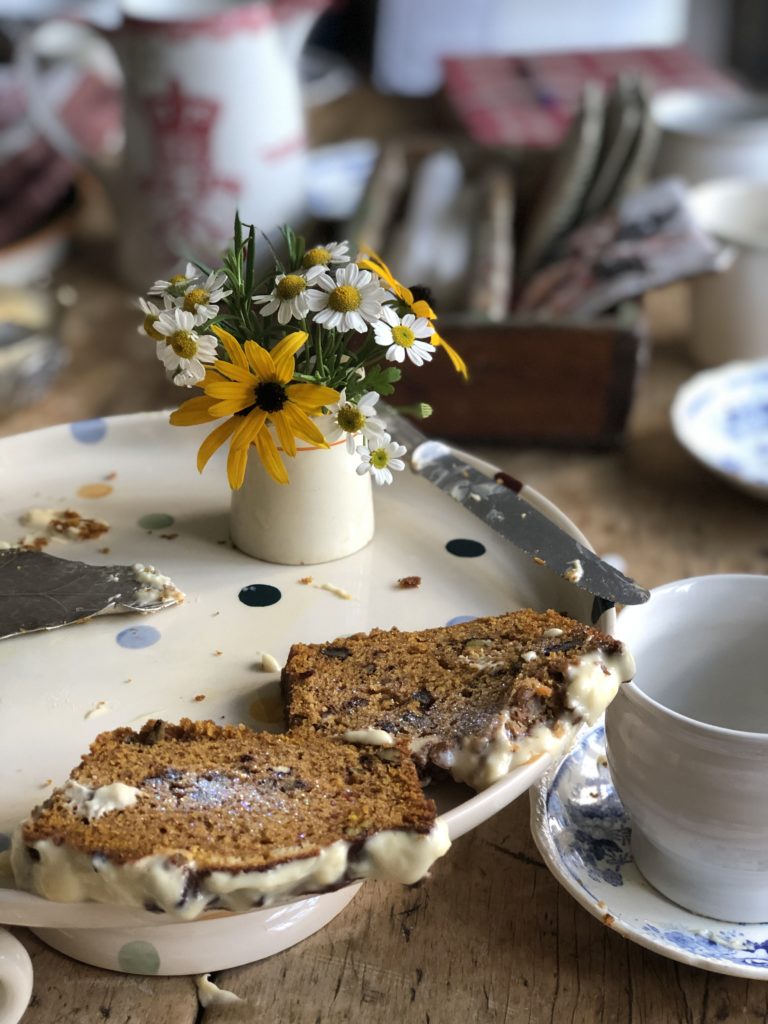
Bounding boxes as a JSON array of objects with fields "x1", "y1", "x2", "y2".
[
  {"x1": 358, "y1": 252, "x2": 412, "y2": 304},
  {"x1": 411, "y1": 298, "x2": 436, "y2": 320},
  {"x1": 231, "y1": 408, "x2": 267, "y2": 450},
  {"x1": 271, "y1": 331, "x2": 308, "y2": 383},
  {"x1": 227, "y1": 444, "x2": 249, "y2": 490},
  {"x1": 205, "y1": 381, "x2": 253, "y2": 401},
  {"x1": 212, "y1": 325, "x2": 248, "y2": 368},
  {"x1": 208, "y1": 399, "x2": 252, "y2": 417},
  {"x1": 271, "y1": 410, "x2": 297, "y2": 457},
  {"x1": 169, "y1": 395, "x2": 217, "y2": 427},
  {"x1": 254, "y1": 427, "x2": 289, "y2": 484},
  {"x1": 287, "y1": 382, "x2": 339, "y2": 411},
  {"x1": 197, "y1": 417, "x2": 237, "y2": 473},
  {"x1": 214, "y1": 360, "x2": 255, "y2": 384},
  {"x1": 432, "y1": 331, "x2": 469, "y2": 380},
  {"x1": 283, "y1": 403, "x2": 328, "y2": 448},
  {"x1": 244, "y1": 339, "x2": 275, "y2": 380}
]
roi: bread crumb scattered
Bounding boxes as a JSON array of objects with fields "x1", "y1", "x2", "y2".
[
  {"x1": 193, "y1": 694, "x2": 206, "y2": 702},
  {"x1": 603, "y1": 913, "x2": 616, "y2": 927},
  {"x1": 105, "y1": 472, "x2": 117, "y2": 481},
  {"x1": 40, "y1": 779, "x2": 53, "y2": 788},
  {"x1": 397, "y1": 576, "x2": 421, "y2": 589},
  {"x1": 98, "y1": 547, "x2": 111, "y2": 555},
  {"x1": 298, "y1": 575, "x2": 313, "y2": 585},
  {"x1": 212, "y1": 611, "x2": 220, "y2": 617},
  {"x1": 159, "y1": 533, "x2": 178, "y2": 540},
  {"x1": 84, "y1": 699, "x2": 109, "y2": 720},
  {"x1": 213, "y1": 650, "x2": 223, "y2": 657},
  {"x1": 533, "y1": 556, "x2": 546, "y2": 566}
]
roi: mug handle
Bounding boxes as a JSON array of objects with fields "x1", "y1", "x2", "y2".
[
  {"x1": 16, "y1": 19, "x2": 123, "y2": 169},
  {"x1": 0, "y1": 928, "x2": 33, "y2": 1024}
]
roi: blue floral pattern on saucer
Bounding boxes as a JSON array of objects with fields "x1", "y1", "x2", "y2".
[
  {"x1": 671, "y1": 358, "x2": 768, "y2": 501},
  {"x1": 531, "y1": 723, "x2": 768, "y2": 977}
]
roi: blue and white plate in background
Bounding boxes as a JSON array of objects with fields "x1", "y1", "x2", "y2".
[
  {"x1": 530, "y1": 723, "x2": 768, "y2": 978},
  {"x1": 671, "y1": 358, "x2": 768, "y2": 501}
]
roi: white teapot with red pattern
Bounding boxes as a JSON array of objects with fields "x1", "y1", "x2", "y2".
[{"x1": 21, "y1": 0, "x2": 327, "y2": 288}]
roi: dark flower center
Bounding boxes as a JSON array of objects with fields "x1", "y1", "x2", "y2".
[
  {"x1": 255, "y1": 380, "x2": 288, "y2": 413},
  {"x1": 410, "y1": 284, "x2": 435, "y2": 309}
]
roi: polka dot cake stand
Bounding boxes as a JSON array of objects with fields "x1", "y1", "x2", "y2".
[{"x1": 0, "y1": 411, "x2": 614, "y2": 979}]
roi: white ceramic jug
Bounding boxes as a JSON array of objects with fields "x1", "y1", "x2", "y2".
[{"x1": 21, "y1": 0, "x2": 327, "y2": 288}]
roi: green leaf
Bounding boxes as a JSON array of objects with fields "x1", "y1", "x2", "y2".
[{"x1": 358, "y1": 364, "x2": 401, "y2": 396}]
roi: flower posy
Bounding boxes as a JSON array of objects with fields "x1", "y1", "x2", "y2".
[{"x1": 137, "y1": 218, "x2": 466, "y2": 488}]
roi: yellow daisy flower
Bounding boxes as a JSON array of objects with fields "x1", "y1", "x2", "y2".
[
  {"x1": 169, "y1": 326, "x2": 339, "y2": 489},
  {"x1": 357, "y1": 245, "x2": 469, "y2": 380}
]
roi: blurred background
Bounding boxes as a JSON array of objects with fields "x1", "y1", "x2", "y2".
[{"x1": 1, "y1": 0, "x2": 767, "y2": 499}]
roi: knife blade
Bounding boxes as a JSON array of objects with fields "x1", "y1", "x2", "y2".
[{"x1": 377, "y1": 404, "x2": 649, "y2": 611}]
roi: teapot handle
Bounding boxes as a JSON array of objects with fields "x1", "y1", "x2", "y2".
[{"x1": 17, "y1": 19, "x2": 123, "y2": 172}]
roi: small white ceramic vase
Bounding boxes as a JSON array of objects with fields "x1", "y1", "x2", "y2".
[{"x1": 230, "y1": 427, "x2": 374, "y2": 564}]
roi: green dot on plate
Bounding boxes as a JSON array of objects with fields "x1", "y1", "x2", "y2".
[
  {"x1": 138, "y1": 513, "x2": 175, "y2": 530},
  {"x1": 118, "y1": 939, "x2": 160, "y2": 975}
]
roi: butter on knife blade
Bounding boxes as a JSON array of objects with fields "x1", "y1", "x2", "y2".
[
  {"x1": 0, "y1": 548, "x2": 184, "y2": 641},
  {"x1": 377, "y1": 404, "x2": 649, "y2": 613}
]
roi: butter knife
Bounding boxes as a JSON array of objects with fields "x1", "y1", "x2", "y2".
[{"x1": 377, "y1": 404, "x2": 649, "y2": 613}]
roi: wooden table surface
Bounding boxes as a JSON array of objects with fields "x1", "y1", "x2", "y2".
[{"x1": 4, "y1": 178, "x2": 768, "y2": 1024}]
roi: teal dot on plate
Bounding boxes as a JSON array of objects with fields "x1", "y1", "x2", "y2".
[
  {"x1": 446, "y1": 538, "x2": 486, "y2": 558},
  {"x1": 117, "y1": 940, "x2": 160, "y2": 975},
  {"x1": 0, "y1": 834, "x2": 10, "y2": 852},
  {"x1": 116, "y1": 626, "x2": 161, "y2": 649},
  {"x1": 138, "y1": 513, "x2": 175, "y2": 530},
  {"x1": 70, "y1": 419, "x2": 107, "y2": 444},
  {"x1": 239, "y1": 584, "x2": 282, "y2": 607},
  {"x1": 447, "y1": 615, "x2": 477, "y2": 626}
]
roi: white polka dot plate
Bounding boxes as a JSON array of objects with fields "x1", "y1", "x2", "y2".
[
  {"x1": 530, "y1": 722, "x2": 768, "y2": 978},
  {"x1": 0, "y1": 411, "x2": 612, "y2": 976}
]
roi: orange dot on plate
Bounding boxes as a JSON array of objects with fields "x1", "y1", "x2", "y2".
[{"x1": 77, "y1": 483, "x2": 113, "y2": 499}]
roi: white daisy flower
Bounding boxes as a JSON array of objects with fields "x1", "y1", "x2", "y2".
[
  {"x1": 138, "y1": 296, "x2": 168, "y2": 341},
  {"x1": 302, "y1": 240, "x2": 350, "y2": 270},
  {"x1": 148, "y1": 262, "x2": 200, "y2": 299},
  {"x1": 252, "y1": 266, "x2": 326, "y2": 325},
  {"x1": 356, "y1": 432, "x2": 407, "y2": 486},
  {"x1": 326, "y1": 389, "x2": 385, "y2": 454},
  {"x1": 312, "y1": 263, "x2": 390, "y2": 334},
  {"x1": 181, "y1": 270, "x2": 231, "y2": 325},
  {"x1": 373, "y1": 308, "x2": 435, "y2": 366},
  {"x1": 154, "y1": 307, "x2": 218, "y2": 386}
]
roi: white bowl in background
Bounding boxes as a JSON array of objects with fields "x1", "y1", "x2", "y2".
[{"x1": 652, "y1": 89, "x2": 768, "y2": 184}]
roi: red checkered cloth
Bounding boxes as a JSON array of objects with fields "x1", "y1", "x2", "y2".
[{"x1": 443, "y1": 48, "x2": 740, "y2": 148}]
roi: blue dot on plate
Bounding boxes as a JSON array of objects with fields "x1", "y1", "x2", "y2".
[
  {"x1": 0, "y1": 834, "x2": 10, "y2": 853},
  {"x1": 239, "y1": 584, "x2": 282, "y2": 608},
  {"x1": 116, "y1": 625, "x2": 161, "y2": 649},
  {"x1": 446, "y1": 538, "x2": 486, "y2": 558},
  {"x1": 70, "y1": 418, "x2": 107, "y2": 444},
  {"x1": 447, "y1": 615, "x2": 477, "y2": 627}
]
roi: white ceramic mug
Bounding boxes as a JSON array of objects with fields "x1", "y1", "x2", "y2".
[
  {"x1": 687, "y1": 179, "x2": 768, "y2": 366},
  {"x1": 0, "y1": 929, "x2": 33, "y2": 1024},
  {"x1": 607, "y1": 574, "x2": 768, "y2": 922},
  {"x1": 652, "y1": 89, "x2": 768, "y2": 184},
  {"x1": 20, "y1": 0, "x2": 327, "y2": 289}
]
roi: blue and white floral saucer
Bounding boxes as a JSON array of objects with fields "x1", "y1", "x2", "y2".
[
  {"x1": 671, "y1": 358, "x2": 768, "y2": 501},
  {"x1": 530, "y1": 723, "x2": 768, "y2": 978}
]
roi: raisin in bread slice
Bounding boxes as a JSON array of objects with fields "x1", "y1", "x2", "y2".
[
  {"x1": 282, "y1": 609, "x2": 635, "y2": 790},
  {"x1": 12, "y1": 719, "x2": 449, "y2": 919}
]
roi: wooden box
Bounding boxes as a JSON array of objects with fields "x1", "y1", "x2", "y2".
[{"x1": 345, "y1": 137, "x2": 646, "y2": 448}]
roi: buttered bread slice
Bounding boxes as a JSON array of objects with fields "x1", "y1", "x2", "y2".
[
  {"x1": 12, "y1": 719, "x2": 449, "y2": 919},
  {"x1": 282, "y1": 609, "x2": 635, "y2": 790}
]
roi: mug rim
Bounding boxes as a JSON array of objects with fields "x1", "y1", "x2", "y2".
[
  {"x1": 651, "y1": 88, "x2": 768, "y2": 141},
  {"x1": 615, "y1": 573, "x2": 768, "y2": 743}
]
